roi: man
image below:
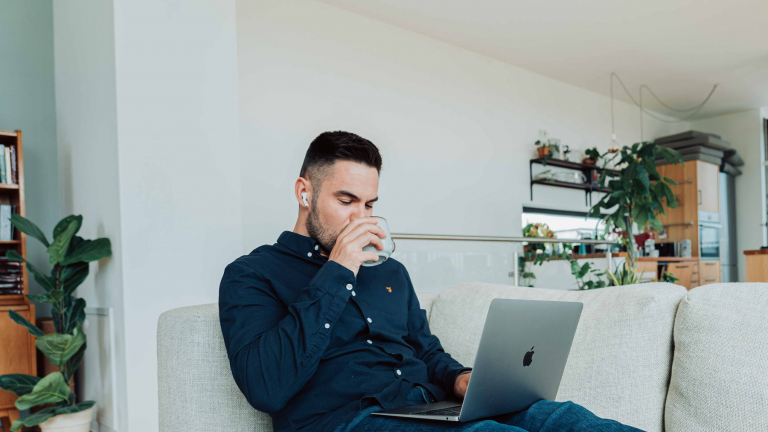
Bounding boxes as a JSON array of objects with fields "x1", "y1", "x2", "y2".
[{"x1": 219, "y1": 131, "x2": 643, "y2": 432}]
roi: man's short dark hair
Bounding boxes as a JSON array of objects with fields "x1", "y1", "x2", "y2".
[{"x1": 299, "y1": 131, "x2": 382, "y2": 186}]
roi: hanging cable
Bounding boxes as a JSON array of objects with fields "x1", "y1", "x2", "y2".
[{"x1": 610, "y1": 72, "x2": 718, "y2": 123}]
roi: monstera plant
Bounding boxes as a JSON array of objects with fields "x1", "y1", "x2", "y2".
[{"x1": 0, "y1": 214, "x2": 111, "y2": 431}]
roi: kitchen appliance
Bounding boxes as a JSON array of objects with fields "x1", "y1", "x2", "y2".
[
  {"x1": 678, "y1": 239, "x2": 692, "y2": 258},
  {"x1": 698, "y1": 210, "x2": 721, "y2": 261},
  {"x1": 718, "y1": 172, "x2": 738, "y2": 281}
]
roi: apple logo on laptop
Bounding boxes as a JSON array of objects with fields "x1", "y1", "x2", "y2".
[{"x1": 523, "y1": 346, "x2": 534, "y2": 367}]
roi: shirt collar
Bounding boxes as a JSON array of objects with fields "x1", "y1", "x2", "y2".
[{"x1": 277, "y1": 231, "x2": 327, "y2": 261}]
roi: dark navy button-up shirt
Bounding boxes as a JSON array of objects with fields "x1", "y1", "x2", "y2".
[{"x1": 219, "y1": 231, "x2": 471, "y2": 432}]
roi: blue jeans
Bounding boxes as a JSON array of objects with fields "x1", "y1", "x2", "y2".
[{"x1": 333, "y1": 385, "x2": 645, "y2": 432}]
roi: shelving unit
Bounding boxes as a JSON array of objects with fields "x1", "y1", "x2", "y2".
[
  {"x1": 0, "y1": 129, "x2": 36, "y2": 427},
  {"x1": 529, "y1": 158, "x2": 617, "y2": 206}
]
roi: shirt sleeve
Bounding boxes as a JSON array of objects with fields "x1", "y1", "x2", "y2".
[
  {"x1": 218, "y1": 258, "x2": 355, "y2": 413},
  {"x1": 402, "y1": 266, "x2": 472, "y2": 399}
]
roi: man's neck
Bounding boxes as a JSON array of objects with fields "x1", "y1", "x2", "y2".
[{"x1": 293, "y1": 219, "x2": 329, "y2": 256}]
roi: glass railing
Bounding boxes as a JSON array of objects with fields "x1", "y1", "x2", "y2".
[{"x1": 389, "y1": 233, "x2": 617, "y2": 292}]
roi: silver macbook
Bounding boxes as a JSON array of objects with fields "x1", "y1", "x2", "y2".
[{"x1": 371, "y1": 298, "x2": 583, "y2": 422}]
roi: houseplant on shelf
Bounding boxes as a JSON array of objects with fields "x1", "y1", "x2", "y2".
[
  {"x1": 0, "y1": 214, "x2": 111, "y2": 432},
  {"x1": 588, "y1": 141, "x2": 682, "y2": 284},
  {"x1": 582, "y1": 147, "x2": 601, "y2": 165},
  {"x1": 535, "y1": 139, "x2": 560, "y2": 165}
]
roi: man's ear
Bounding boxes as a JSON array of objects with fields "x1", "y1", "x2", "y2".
[{"x1": 295, "y1": 178, "x2": 312, "y2": 208}]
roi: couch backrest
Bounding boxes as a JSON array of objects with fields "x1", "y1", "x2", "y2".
[
  {"x1": 428, "y1": 282, "x2": 686, "y2": 432},
  {"x1": 158, "y1": 304, "x2": 271, "y2": 432},
  {"x1": 157, "y1": 293, "x2": 438, "y2": 431},
  {"x1": 664, "y1": 283, "x2": 768, "y2": 432}
]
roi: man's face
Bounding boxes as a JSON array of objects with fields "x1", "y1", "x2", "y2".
[{"x1": 306, "y1": 160, "x2": 379, "y2": 255}]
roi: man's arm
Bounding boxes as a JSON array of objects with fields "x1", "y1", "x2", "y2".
[
  {"x1": 218, "y1": 259, "x2": 355, "y2": 413},
  {"x1": 402, "y1": 268, "x2": 472, "y2": 398}
]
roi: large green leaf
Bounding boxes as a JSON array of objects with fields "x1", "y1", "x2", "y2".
[
  {"x1": 9, "y1": 214, "x2": 49, "y2": 247},
  {"x1": 25, "y1": 293, "x2": 53, "y2": 303},
  {"x1": 8, "y1": 310, "x2": 45, "y2": 337},
  {"x1": 14, "y1": 372, "x2": 70, "y2": 410},
  {"x1": 55, "y1": 400, "x2": 95, "y2": 415},
  {"x1": 47, "y1": 219, "x2": 79, "y2": 265},
  {"x1": 63, "y1": 298, "x2": 86, "y2": 334},
  {"x1": 636, "y1": 164, "x2": 650, "y2": 191},
  {"x1": 36, "y1": 326, "x2": 87, "y2": 366},
  {"x1": 62, "y1": 343, "x2": 87, "y2": 384},
  {"x1": 61, "y1": 238, "x2": 112, "y2": 265},
  {"x1": 10, "y1": 406, "x2": 59, "y2": 432},
  {"x1": 61, "y1": 262, "x2": 89, "y2": 296},
  {"x1": 53, "y1": 215, "x2": 82, "y2": 240},
  {"x1": 662, "y1": 182, "x2": 678, "y2": 208},
  {"x1": 0, "y1": 374, "x2": 40, "y2": 396},
  {"x1": 5, "y1": 250, "x2": 54, "y2": 292}
]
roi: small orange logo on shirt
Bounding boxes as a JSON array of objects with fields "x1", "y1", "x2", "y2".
[{"x1": 386, "y1": 287, "x2": 392, "y2": 292}]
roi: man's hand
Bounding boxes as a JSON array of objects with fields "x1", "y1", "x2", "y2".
[
  {"x1": 328, "y1": 217, "x2": 387, "y2": 276},
  {"x1": 454, "y1": 372, "x2": 471, "y2": 399}
]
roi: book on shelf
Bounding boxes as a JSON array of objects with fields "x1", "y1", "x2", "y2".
[
  {"x1": 10, "y1": 146, "x2": 17, "y2": 184},
  {"x1": 0, "y1": 256, "x2": 23, "y2": 295},
  {"x1": 0, "y1": 205, "x2": 11, "y2": 241},
  {"x1": 0, "y1": 144, "x2": 18, "y2": 184},
  {"x1": 5, "y1": 146, "x2": 11, "y2": 184}
]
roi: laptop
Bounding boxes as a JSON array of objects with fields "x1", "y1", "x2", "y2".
[{"x1": 371, "y1": 298, "x2": 583, "y2": 422}]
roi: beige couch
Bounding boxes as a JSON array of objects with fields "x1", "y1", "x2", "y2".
[{"x1": 157, "y1": 282, "x2": 768, "y2": 431}]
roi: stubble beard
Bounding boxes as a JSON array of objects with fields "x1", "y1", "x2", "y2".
[{"x1": 306, "y1": 203, "x2": 338, "y2": 256}]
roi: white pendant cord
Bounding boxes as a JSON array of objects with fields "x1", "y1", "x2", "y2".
[{"x1": 609, "y1": 72, "x2": 718, "y2": 144}]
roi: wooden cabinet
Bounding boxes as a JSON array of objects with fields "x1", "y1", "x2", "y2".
[
  {"x1": 667, "y1": 262, "x2": 694, "y2": 288},
  {"x1": 656, "y1": 160, "x2": 720, "y2": 258},
  {"x1": 745, "y1": 250, "x2": 768, "y2": 282},
  {"x1": 0, "y1": 130, "x2": 34, "y2": 428},
  {"x1": 699, "y1": 260, "x2": 721, "y2": 285},
  {"x1": 0, "y1": 305, "x2": 36, "y2": 409},
  {"x1": 696, "y1": 161, "x2": 720, "y2": 213}
]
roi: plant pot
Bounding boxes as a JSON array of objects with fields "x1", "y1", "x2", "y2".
[
  {"x1": 39, "y1": 405, "x2": 95, "y2": 432},
  {"x1": 537, "y1": 147, "x2": 550, "y2": 158}
]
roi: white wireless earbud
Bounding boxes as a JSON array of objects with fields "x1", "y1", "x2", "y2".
[{"x1": 301, "y1": 192, "x2": 308, "y2": 207}]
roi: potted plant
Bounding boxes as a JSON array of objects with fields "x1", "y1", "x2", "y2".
[
  {"x1": 535, "y1": 139, "x2": 560, "y2": 165},
  {"x1": 588, "y1": 142, "x2": 682, "y2": 283},
  {"x1": 582, "y1": 147, "x2": 601, "y2": 165},
  {"x1": 0, "y1": 214, "x2": 111, "y2": 432}
]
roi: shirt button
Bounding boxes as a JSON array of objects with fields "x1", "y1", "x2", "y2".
[
  {"x1": 367, "y1": 317, "x2": 372, "y2": 323},
  {"x1": 346, "y1": 284, "x2": 353, "y2": 290},
  {"x1": 351, "y1": 291, "x2": 356, "y2": 296},
  {"x1": 307, "y1": 252, "x2": 312, "y2": 257},
  {"x1": 367, "y1": 340, "x2": 373, "y2": 344},
  {"x1": 396, "y1": 369, "x2": 402, "y2": 376},
  {"x1": 315, "y1": 245, "x2": 319, "y2": 250},
  {"x1": 324, "y1": 323, "x2": 330, "y2": 329}
]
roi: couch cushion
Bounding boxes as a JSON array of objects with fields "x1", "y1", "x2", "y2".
[
  {"x1": 664, "y1": 283, "x2": 768, "y2": 432},
  {"x1": 158, "y1": 299, "x2": 439, "y2": 432},
  {"x1": 428, "y1": 282, "x2": 686, "y2": 432},
  {"x1": 417, "y1": 292, "x2": 439, "y2": 320},
  {"x1": 158, "y1": 304, "x2": 272, "y2": 432}
]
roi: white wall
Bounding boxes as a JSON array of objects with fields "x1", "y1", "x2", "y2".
[
  {"x1": 691, "y1": 109, "x2": 767, "y2": 281},
  {"x1": 112, "y1": 0, "x2": 242, "y2": 430},
  {"x1": 236, "y1": 0, "x2": 689, "y2": 291},
  {"x1": 0, "y1": 0, "x2": 61, "y2": 316},
  {"x1": 49, "y1": 0, "x2": 699, "y2": 429},
  {"x1": 52, "y1": 0, "x2": 126, "y2": 430}
]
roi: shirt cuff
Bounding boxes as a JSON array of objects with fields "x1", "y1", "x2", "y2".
[
  {"x1": 445, "y1": 367, "x2": 473, "y2": 397},
  {"x1": 308, "y1": 260, "x2": 356, "y2": 297}
]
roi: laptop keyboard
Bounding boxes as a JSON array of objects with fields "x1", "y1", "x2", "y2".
[{"x1": 417, "y1": 406, "x2": 462, "y2": 417}]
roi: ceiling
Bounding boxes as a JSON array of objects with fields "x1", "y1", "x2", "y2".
[{"x1": 317, "y1": 0, "x2": 768, "y2": 120}]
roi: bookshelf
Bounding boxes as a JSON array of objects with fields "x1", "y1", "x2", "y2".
[{"x1": 0, "y1": 129, "x2": 37, "y2": 426}]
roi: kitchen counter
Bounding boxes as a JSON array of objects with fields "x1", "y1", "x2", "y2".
[
  {"x1": 743, "y1": 249, "x2": 768, "y2": 255},
  {"x1": 744, "y1": 249, "x2": 768, "y2": 282}
]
